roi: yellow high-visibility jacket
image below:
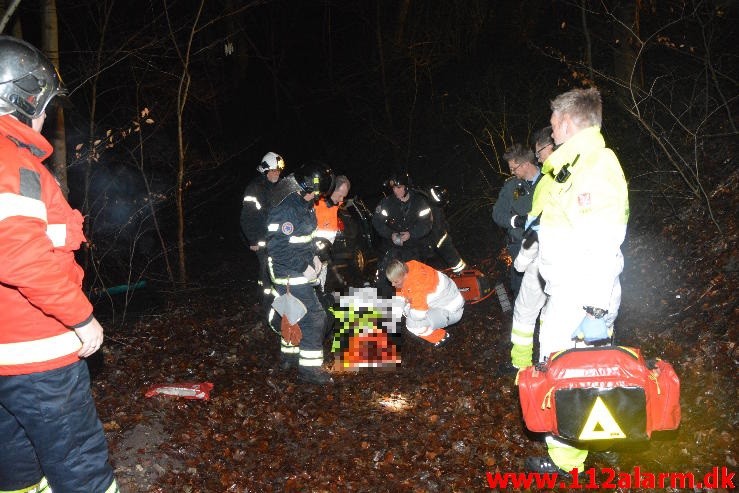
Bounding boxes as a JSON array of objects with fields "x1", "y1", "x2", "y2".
[{"x1": 535, "y1": 126, "x2": 629, "y2": 307}]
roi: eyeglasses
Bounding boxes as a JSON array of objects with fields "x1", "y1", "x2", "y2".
[
  {"x1": 509, "y1": 162, "x2": 523, "y2": 174},
  {"x1": 535, "y1": 143, "x2": 553, "y2": 160}
]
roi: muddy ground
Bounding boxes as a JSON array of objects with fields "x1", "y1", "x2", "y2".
[{"x1": 92, "y1": 172, "x2": 737, "y2": 492}]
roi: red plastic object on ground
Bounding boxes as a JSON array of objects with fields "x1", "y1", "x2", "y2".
[{"x1": 144, "y1": 382, "x2": 214, "y2": 400}]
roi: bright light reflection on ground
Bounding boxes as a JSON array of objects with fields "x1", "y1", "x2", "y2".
[{"x1": 377, "y1": 392, "x2": 411, "y2": 412}]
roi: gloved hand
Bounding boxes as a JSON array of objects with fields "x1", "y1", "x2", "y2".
[
  {"x1": 524, "y1": 215, "x2": 540, "y2": 232},
  {"x1": 512, "y1": 215, "x2": 526, "y2": 228},
  {"x1": 513, "y1": 240, "x2": 539, "y2": 273},
  {"x1": 571, "y1": 316, "x2": 612, "y2": 343},
  {"x1": 392, "y1": 233, "x2": 404, "y2": 246}
]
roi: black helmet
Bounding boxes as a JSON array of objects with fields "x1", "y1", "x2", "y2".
[
  {"x1": 428, "y1": 185, "x2": 449, "y2": 207},
  {"x1": 0, "y1": 36, "x2": 67, "y2": 120},
  {"x1": 294, "y1": 161, "x2": 335, "y2": 196},
  {"x1": 385, "y1": 169, "x2": 412, "y2": 189}
]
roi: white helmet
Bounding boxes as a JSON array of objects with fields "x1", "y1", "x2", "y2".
[{"x1": 257, "y1": 151, "x2": 285, "y2": 174}]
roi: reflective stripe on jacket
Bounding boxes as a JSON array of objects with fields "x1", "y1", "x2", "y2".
[
  {"x1": 0, "y1": 115, "x2": 90, "y2": 375},
  {"x1": 399, "y1": 260, "x2": 464, "y2": 320}
]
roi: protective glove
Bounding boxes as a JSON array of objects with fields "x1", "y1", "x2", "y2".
[
  {"x1": 524, "y1": 215, "x2": 540, "y2": 232},
  {"x1": 512, "y1": 215, "x2": 526, "y2": 229},
  {"x1": 513, "y1": 240, "x2": 538, "y2": 273},
  {"x1": 571, "y1": 316, "x2": 613, "y2": 343},
  {"x1": 312, "y1": 255, "x2": 322, "y2": 275},
  {"x1": 392, "y1": 233, "x2": 404, "y2": 246}
]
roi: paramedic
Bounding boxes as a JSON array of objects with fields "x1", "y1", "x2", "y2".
[
  {"x1": 385, "y1": 259, "x2": 464, "y2": 347},
  {"x1": 523, "y1": 88, "x2": 628, "y2": 476}
]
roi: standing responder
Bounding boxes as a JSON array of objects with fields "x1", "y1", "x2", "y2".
[
  {"x1": 492, "y1": 144, "x2": 541, "y2": 298},
  {"x1": 372, "y1": 170, "x2": 433, "y2": 298},
  {"x1": 419, "y1": 185, "x2": 467, "y2": 274},
  {"x1": 313, "y1": 175, "x2": 351, "y2": 290},
  {"x1": 266, "y1": 162, "x2": 335, "y2": 385},
  {"x1": 385, "y1": 259, "x2": 464, "y2": 347},
  {"x1": 241, "y1": 151, "x2": 285, "y2": 322},
  {"x1": 502, "y1": 127, "x2": 555, "y2": 375},
  {"x1": 0, "y1": 36, "x2": 119, "y2": 493},
  {"x1": 523, "y1": 88, "x2": 629, "y2": 476}
]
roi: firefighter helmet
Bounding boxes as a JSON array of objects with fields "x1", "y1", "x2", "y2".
[
  {"x1": 0, "y1": 36, "x2": 67, "y2": 120},
  {"x1": 428, "y1": 185, "x2": 450, "y2": 207},
  {"x1": 385, "y1": 169, "x2": 412, "y2": 189},
  {"x1": 257, "y1": 151, "x2": 285, "y2": 174},
  {"x1": 294, "y1": 161, "x2": 335, "y2": 196}
]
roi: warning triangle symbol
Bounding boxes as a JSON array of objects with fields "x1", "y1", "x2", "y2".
[{"x1": 578, "y1": 396, "x2": 626, "y2": 440}]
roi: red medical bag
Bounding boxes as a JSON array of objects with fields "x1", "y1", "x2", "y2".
[
  {"x1": 517, "y1": 346, "x2": 680, "y2": 441},
  {"x1": 450, "y1": 269, "x2": 493, "y2": 303}
]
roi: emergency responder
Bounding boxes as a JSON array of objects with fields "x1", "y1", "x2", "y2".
[
  {"x1": 418, "y1": 185, "x2": 467, "y2": 273},
  {"x1": 503, "y1": 127, "x2": 555, "y2": 375},
  {"x1": 492, "y1": 144, "x2": 541, "y2": 298},
  {"x1": 241, "y1": 151, "x2": 285, "y2": 321},
  {"x1": 372, "y1": 170, "x2": 433, "y2": 298},
  {"x1": 314, "y1": 175, "x2": 351, "y2": 289},
  {"x1": 266, "y1": 161, "x2": 336, "y2": 384},
  {"x1": 0, "y1": 36, "x2": 119, "y2": 493},
  {"x1": 385, "y1": 259, "x2": 464, "y2": 346},
  {"x1": 523, "y1": 88, "x2": 628, "y2": 476}
]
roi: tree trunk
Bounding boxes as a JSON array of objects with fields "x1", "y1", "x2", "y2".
[
  {"x1": 0, "y1": 0, "x2": 23, "y2": 35},
  {"x1": 612, "y1": 1, "x2": 643, "y2": 102},
  {"x1": 41, "y1": 0, "x2": 68, "y2": 197}
]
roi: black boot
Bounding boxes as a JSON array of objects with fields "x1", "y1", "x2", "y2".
[
  {"x1": 524, "y1": 456, "x2": 586, "y2": 481},
  {"x1": 298, "y1": 366, "x2": 334, "y2": 385},
  {"x1": 279, "y1": 354, "x2": 298, "y2": 371}
]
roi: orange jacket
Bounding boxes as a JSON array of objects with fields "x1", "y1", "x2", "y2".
[
  {"x1": 397, "y1": 260, "x2": 439, "y2": 311},
  {"x1": 0, "y1": 115, "x2": 90, "y2": 375},
  {"x1": 314, "y1": 197, "x2": 341, "y2": 242}
]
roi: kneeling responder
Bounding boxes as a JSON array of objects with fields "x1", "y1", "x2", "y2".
[
  {"x1": 385, "y1": 259, "x2": 465, "y2": 347},
  {"x1": 266, "y1": 161, "x2": 336, "y2": 385}
]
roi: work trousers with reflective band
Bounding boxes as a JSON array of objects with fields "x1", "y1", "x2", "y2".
[
  {"x1": 545, "y1": 435, "x2": 587, "y2": 472},
  {"x1": 274, "y1": 284, "x2": 327, "y2": 368},
  {"x1": 434, "y1": 233, "x2": 466, "y2": 273},
  {"x1": 538, "y1": 276, "x2": 622, "y2": 363},
  {"x1": 510, "y1": 259, "x2": 546, "y2": 368},
  {"x1": 406, "y1": 305, "x2": 463, "y2": 344},
  {"x1": 256, "y1": 250, "x2": 275, "y2": 314},
  {"x1": 0, "y1": 361, "x2": 117, "y2": 493}
]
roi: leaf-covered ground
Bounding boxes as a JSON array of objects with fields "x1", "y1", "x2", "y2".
[{"x1": 94, "y1": 174, "x2": 737, "y2": 492}]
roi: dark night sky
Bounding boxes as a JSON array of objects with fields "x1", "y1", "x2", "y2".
[{"x1": 9, "y1": 0, "x2": 737, "y2": 253}]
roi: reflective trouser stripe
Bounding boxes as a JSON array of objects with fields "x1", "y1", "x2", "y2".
[
  {"x1": 0, "y1": 476, "x2": 51, "y2": 493},
  {"x1": 436, "y1": 232, "x2": 448, "y2": 248},
  {"x1": 0, "y1": 332, "x2": 81, "y2": 366},
  {"x1": 510, "y1": 323, "x2": 535, "y2": 345},
  {"x1": 299, "y1": 349, "x2": 323, "y2": 367},
  {"x1": 450, "y1": 259, "x2": 466, "y2": 273},
  {"x1": 281, "y1": 339, "x2": 299, "y2": 354},
  {"x1": 104, "y1": 479, "x2": 120, "y2": 493}
]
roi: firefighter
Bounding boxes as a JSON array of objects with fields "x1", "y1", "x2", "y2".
[
  {"x1": 372, "y1": 170, "x2": 433, "y2": 298},
  {"x1": 492, "y1": 144, "x2": 542, "y2": 298},
  {"x1": 503, "y1": 127, "x2": 555, "y2": 374},
  {"x1": 523, "y1": 88, "x2": 629, "y2": 476},
  {"x1": 240, "y1": 151, "x2": 285, "y2": 322},
  {"x1": 0, "y1": 36, "x2": 119, "y2": 493},
  {"x1": 418, "y1": 185, "x2": 467, "y2": 274},
  {"x1": 266, "y1": 161, "x2": 336, "y2": 384},
  {"x1": 313, "y1": 175, "x2": 351, "y2": 289},
  {"x1": 385, "y1": 259, "x2": 464, "y2": 346}
]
